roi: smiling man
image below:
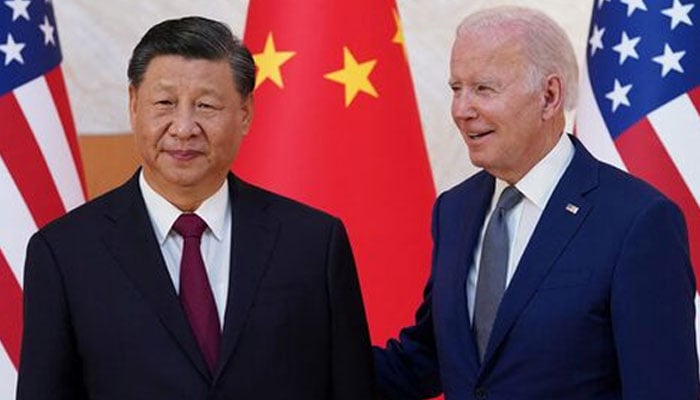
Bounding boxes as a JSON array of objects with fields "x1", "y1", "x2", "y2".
[
  {"x1": 17, "y1": 16, "x2": 375, "y2": 400},
  {"x1": 373, "y1": 6, "x2": 698, "y2": 400}
]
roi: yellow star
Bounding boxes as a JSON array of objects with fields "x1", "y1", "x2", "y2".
[
  {"x1": 392, "y1": 9, "x2": 404, "y2": 46},
  {"x1": 323, "y1": 47, "x2": 378, "y2": 107},
  {"x1": 252, "y1": 32, "x2": 296, "y2": 90},
  {"x1": 393, "y1": 9, "x2": 408, "y2": 59}
]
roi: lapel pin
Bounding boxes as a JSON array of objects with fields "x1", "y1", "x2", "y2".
[{"x1": 565, "y1": 203, "x2": 579, "y2": 215}]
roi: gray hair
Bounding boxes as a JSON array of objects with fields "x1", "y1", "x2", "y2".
[{"x1": 456, "y1": 6, "x2": 579, "y2": 110}]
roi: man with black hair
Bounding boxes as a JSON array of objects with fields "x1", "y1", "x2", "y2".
[{"x1": 17, "y1": 16, "x2": 374, "y2": 400}]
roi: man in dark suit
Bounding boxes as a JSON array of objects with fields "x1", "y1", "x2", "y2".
[
  {"x1": 374, "y1": 6, "x2": 698, "y2": 400},
  {"x1": 17, "y1": 16, "x2": 374, "y2": 399}
]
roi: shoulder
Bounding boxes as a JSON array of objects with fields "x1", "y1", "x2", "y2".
[
  {"x1": 568, "y1": 136, "x2": 678, "y2": 217},
  {"x1": 436, "y1": 170, "x2": 492, "y2": 208},
  {"x1": 234, "y1": 177, "x2": 342, "y2": 228},
  {"x1": 594, "y1": 160, "x2": 677, "y2": 215},
  {"x1": 232, "y1": 178, "x2": 352, "y2": 257},
  {"x1": 37, "y1": 175, "x2": 138, "y2": 241},
  {"x1": 442, "y1": 170, "x2": 491, "y2": 197}
]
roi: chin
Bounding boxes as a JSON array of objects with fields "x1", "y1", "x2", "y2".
[
  {"x1": 159, "y1": 170, "x2": 204, "y2": 187},
  {"x1": 467, "y1": 153, "x2": 488, "y2": 169}
]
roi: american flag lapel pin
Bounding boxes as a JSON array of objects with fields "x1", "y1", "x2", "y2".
[{"x1": 565, "y1": 203, "x2": 579, "y2": 215}]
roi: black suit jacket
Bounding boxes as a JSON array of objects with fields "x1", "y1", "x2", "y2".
[{"x1": 17, "y1": 172, "x2": 375, "y2": 399}]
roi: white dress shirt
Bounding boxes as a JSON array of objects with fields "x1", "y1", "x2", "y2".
[
  {"x1": 139, "y1": 172, "x2": 232, "y2": 329},
  {"x1": 467, "y1": 133, "x2": 575, "y2": 321}
]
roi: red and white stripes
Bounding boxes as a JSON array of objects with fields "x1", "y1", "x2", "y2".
[{"x1": 0, "y1": 66, "x2": 84, "y2": 398}]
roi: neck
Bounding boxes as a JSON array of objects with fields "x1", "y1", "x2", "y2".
[
  {"x1": 142, "y1": 171, "x2": 226, "y2": 212},
  {"x1": 497, "y1": 119, "x2": 566, "y2": 185}
]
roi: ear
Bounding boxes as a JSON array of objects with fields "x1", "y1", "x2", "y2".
[
  {"x1": 240, "y1": 94, "x2": 254, "y2": 135},
  {"x1": 541, "y1": 74, "x2": 564, "y2": 120},
  {"x1": 128, "y1": 84, "x2": 138, "y2": 125}
]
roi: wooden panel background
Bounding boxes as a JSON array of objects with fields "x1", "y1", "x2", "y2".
[{"x1": 78, "y1": 134, "x2": 140, "y2": 199}]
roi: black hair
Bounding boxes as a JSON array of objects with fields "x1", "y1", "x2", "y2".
[{"x1": 127, "y1": 16, "x2": 255, "y2": 97}]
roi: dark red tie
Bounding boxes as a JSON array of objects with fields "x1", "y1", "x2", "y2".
[{"x1": 173, "y1": 213, "x2": 221, "y2": 373}]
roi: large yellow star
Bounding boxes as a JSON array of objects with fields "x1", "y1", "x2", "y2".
[
  {"x1": 252, "y1": 32, "x2": 296, "y2": 90},
  {"x1": 323, "y1": 47, "x2": 378, "y2": 107}
]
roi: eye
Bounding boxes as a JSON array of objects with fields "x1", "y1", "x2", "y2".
[
  {"x1": 449, "y1": 83, "x2": 462, "y2": 95},
  {"x1": 197, "y1": 101, "x2": 222, "y2": 111},
  {"x1": 154, "y1": 99, "x2": 174, "y2": 107}
]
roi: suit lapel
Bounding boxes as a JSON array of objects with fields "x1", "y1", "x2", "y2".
[
  {"x1": 482, "y1": 137, "x2": 599, "y2": 366},
  {"x1": 101, "y1": 172, "x2": 211, "y2": 380},
  {"x1": 454, "y1": 173, "x2": 496, "y2": 371},
  {"x1": 215, "y1": 175, "x2": 279, "y2": 380}
]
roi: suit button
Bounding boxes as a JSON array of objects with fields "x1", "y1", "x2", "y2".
[{"x1": 475, "y1": 387, "x2": 487, "y2": 399}]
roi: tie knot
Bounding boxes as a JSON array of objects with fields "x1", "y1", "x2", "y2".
[
  {"x1": 496, "y1": 186, "x2": 523, "y2": 212},
  {"x1": 173, "y1": 213, "x2": 207, "y2": 239}
]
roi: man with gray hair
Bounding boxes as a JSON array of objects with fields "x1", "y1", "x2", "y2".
[{"x1": 374, "y1": 6, "x2": 698, "y2": 399}]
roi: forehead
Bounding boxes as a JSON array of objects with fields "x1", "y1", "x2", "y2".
[
  {"x1": 450, "y1": 28, "x2": 526, "y2": 76},
  {"x1": 141, "y1": 55, "x2": 236, "y2": 89}
]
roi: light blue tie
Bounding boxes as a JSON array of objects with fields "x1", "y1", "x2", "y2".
[{"x1": 473, "y1": 186, "x2": 523, "y2": 361}]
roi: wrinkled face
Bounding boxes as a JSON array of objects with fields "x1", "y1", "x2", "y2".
[
  {"x1": 129, "y1": 55, "x2": 252, "y2": 205},
  {"x1": 450, "y1": 29, "x2": 553, "y2": 183}
]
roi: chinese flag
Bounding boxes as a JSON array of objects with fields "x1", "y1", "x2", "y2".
[{"x1": 236, "y1": 0, "x2": 436, "y2": 346}]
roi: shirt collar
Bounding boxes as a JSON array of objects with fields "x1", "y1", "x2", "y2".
[
  {"x1": 139, "y1": 171, "x2": 230, "y2": 244},
  {"x1": 512, "y1": 133, "x2": 575, "y2": 210}
]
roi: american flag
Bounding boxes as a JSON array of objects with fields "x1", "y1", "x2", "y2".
[
  {"x1": 576, "y1": 0, "x2": 700, "y2": 345},
  {"x1": 0, "y1": 0, "x2": 84, "y2": 396}
]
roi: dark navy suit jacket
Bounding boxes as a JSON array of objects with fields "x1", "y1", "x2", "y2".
[
  {"x1": 18, "y1": 172, "x2": 375, "y2": 399},
  {"x1": 375, "y1": 136, "x2": 698, "y2": 399}
]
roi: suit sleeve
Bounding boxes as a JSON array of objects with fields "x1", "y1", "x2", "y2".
[
  {"x1": 16, "y1": 232, "x2": 88, "y2": 400},
  {"x1": 373, "y1": 280, "x2": 441, "y2": 400},
  {"x1": 326, "y1": 219, "x2": 377, "y2": 400},
  {"x1": 611, "y1": 198, "x2": 699, "y2": 399},
  {"x1": 372, "y1": 196, "x2": 443, "y2": 400}
]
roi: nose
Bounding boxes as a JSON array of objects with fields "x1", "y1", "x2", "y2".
[
  {"x1": 451, "y1": 90, "x2": 478, "y2": 121},
  {"x1": 168, "y1": 106, "x2": 202, "y2": 138}
]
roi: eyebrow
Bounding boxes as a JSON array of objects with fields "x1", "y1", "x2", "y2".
[{"x1": 150, "y1": 82, "x2": 224, "y2": 97}]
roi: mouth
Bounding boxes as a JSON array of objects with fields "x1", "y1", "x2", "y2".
[
  {"x1": 165, "y1": 150, "x2": 203, "y2": 161},
  {"x1": 466, "y1": 130, "x2": 494, "y2": 140}
]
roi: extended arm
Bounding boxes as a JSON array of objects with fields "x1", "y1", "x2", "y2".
[{"x1": 373, "y1": 196, "x2": 444, "y2": 400}]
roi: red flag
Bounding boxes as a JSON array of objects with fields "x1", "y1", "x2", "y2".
[
  {"x1": 0, "y1": 2, "x2": 84, "y2": 396},
  {"x1": 237, "y1": 0, "x2": 436, "y2": 346}
]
